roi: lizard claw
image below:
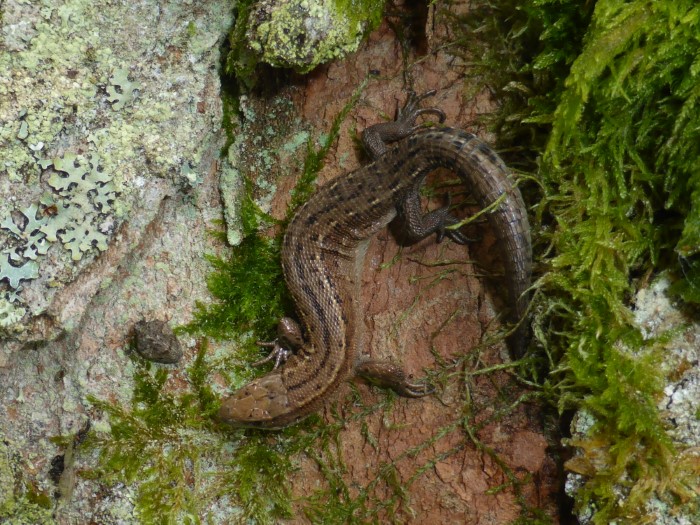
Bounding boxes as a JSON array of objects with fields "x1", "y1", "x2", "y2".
[
  {"x1": 252, "y1": 317, "x2": 304, "y2": 369},
  {"x1": 398, "y1": 90, "x2": 446, "y2": 130},
  {"x1": 442, "y1": 226, "x2": 477, "y2": 245},
  {"x1": 394, "y1": 378, "x2": 435, "y2": 398},
  {"x1": 433, "y1": 194, "x2": 476, "y2": 245},
  {"x1": 253, "y1": 339, "x2": 293, "y2": 369},
  {"x1": 362, "y1": 89, "x2": 447, "y2": 159}
]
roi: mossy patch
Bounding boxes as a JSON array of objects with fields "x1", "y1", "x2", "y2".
[
  {"x1": 81, "y1": 344, "x2": 310, "y2": 523},
  {"x1": 80, "y1": 84, "x2": 366, "y2": 523},
  {"x1": 451, "y1": 0, "x2": 700, "y2": 521}
]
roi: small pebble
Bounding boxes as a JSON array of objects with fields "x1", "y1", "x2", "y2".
[{"x1": 133, "y1": 320, "x2": 183, "y2": 364}]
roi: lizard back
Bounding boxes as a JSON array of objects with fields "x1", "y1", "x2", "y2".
[{"x1": 218, "y1": 127, "x2": 531, "y2": 428}]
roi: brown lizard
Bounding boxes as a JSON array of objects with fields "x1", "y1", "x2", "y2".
[{"x1": 218, "y1": 91, "x2": 532, "y2": 429}]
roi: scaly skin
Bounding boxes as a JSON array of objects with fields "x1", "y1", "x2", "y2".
[{"x1": 218, "y1": 93, "x2": 532, "y2": 429}]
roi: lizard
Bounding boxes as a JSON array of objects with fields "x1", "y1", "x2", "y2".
[{"x1": 218, "y1": 90, "x2": 532, "y2": 429}]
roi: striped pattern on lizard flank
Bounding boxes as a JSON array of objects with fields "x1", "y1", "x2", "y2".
[{"x1": 218, "y1": 93, "x2": 531, "y2": 429}]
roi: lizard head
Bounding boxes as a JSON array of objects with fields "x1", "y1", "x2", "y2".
[{"x1": 217, "y1": 372, "x2": 302, "y2": 429}]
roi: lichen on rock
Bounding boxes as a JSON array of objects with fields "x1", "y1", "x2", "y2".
[
  {"x1": 234, "y1": 0, "x2": 386, "y2": 75},
  {"x1": 0, "y1": 0, "x2": 232, "y2": 339},
  {"x1": 0, "y1": 434, "x2": 53, "y2": 524}
]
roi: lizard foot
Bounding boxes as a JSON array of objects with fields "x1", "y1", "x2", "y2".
[
  {"x1": 252, "y1": 340, "x2": 292, "y2": 369},
  {"x1": 362, "y1": 89, "x2": 447, "y2": 159},
  {"x1": 397, "y1": 190, "x2": 477, "y2": 245},
  {"x1": 356, "y1": 359, "x2": 434, "y2": 398},
  {"x1": 434, "y1": 193, "x2": 479, "y2": 245},
  {"x1": 253, "y1": 317, "x2": 303, "y2": 369},
  {"x1": 398, "y1": 89, "x2": 446, "y2": 133}
]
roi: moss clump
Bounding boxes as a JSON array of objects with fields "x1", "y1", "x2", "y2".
[
  {"x1": 452, "y1": 0, "x2": 700, "y2": 521},
  {"x1": 83, "y1": 344, "x2": 306, "y2": 524},
  {"x1": 227, "y1": 0, "x2": 386, "y2": 85}
]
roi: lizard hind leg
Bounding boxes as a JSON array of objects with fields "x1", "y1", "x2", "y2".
[
  {"x1": 395, "y1": 188, "x2": 477, "y2": 245},
  {"x1": 355, "y1": 359, "x2": 434, "y2": 398}
]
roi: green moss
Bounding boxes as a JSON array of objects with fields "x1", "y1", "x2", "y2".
[
  {"x1": 82, "y1": 343, "x2": 306, "y2": 523},
  {"x1": 452, "y1": 0, "x2": 700, "y2": 521},
  {"x1": 225, "y1": 0, "x2": 260, "y2": 89}
]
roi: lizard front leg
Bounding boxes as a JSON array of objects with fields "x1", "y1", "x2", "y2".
[
  {"x1": 364, "y1": 90, "x2": 472, "y2": 245},
  {"x1": 252, "y1": 317, "x2": 304, "y2": 369},
  {"x1": 362, "y1": 90, "x2": 446, "y2": 158}
]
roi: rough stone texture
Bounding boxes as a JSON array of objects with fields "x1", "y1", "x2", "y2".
[
  {"x1": 0, "y1": 0, "x2": 231, "y2": 522},
  {"x1": 0, "y1": 0, "x2": 230, "y2": 343}
]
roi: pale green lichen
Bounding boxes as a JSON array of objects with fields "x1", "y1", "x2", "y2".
[
  {"x1": 227, "y1": 0, "x2": 386, "y2": 80},
  {"x1": 44, "y1": 152, "x2": 117, "y2": 260},
  {"x1": 0, "y1": 298, "x2": 25, "y2": 330},
  {"x1": 249, "y1": 0, "x2": 385, "y2": 72},
  {"x1": 0, "y1": 151, "x2": 118, "y2": 292},
  {"x1": 106, "y1": 68, "x2": 141, "y2": 111},
  {"x1": 0, "y1": 0, "x2": 225, "y2": 315},
  {"x1": 1, "y1": 203, "x2": 50, "y2": 262},
  {"x1": 0, "y1": 256, "x2": 39, "y2": 292},
  {"x1": 0, "y1": 435, "x2": 54, "y2": 524},
  {"x1": 0, "y1": 1, "x2": 126, "y2": 302}
]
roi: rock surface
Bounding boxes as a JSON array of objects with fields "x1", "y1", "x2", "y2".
[{"x1": 1, "y1": 0, "x2": 230, "y2": 521}]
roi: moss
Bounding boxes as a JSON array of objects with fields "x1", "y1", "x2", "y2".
[
  {"x1": 82, "y1": 343, "x2": 307, "y2": 523},
  {"x1": 227, "y1": 0, "x2": 386, "y2": 84},
  {"x1": 451, "y1": 0, "x2": 700, "y2": 521}
]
